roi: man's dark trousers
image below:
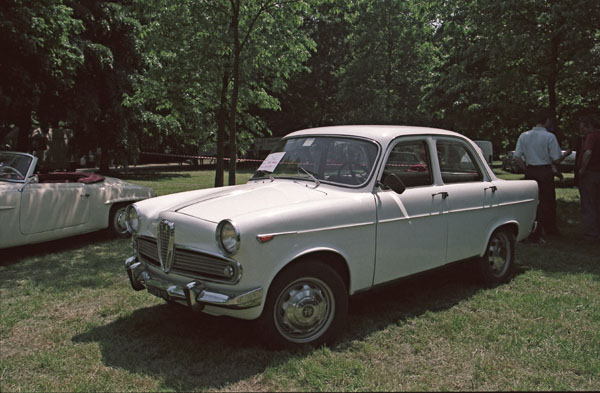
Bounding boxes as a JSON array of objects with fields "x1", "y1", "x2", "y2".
[{"x1": 525, "y1": 165, "x2": 556, "y2": 238}]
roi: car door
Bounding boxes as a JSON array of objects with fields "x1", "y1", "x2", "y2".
[
  {"x1": 19, "y1": 182, "x2": 91, "y2": 234},
  {"x1": 435, "y1": 138, "x2": 497, "y2": 262},
  {"x1": 373, "y1": 137, "x2": 448, "y2": 285}
]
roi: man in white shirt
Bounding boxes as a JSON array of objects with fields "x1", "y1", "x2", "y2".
[{"x1": 514, "y1": 109, "x2": 571, "y2": 242}]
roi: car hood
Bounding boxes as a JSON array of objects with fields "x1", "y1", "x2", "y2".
[{"x1": 173, "y1": 180, "x2": 330, "y2": 222}]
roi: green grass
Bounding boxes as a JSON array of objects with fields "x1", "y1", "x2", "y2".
[
  {"x1": 116, "y1": 168, "x2": 255, "y2": 196},
  {"x1": 1, "y1": 168, "x2": 599, "y2": 392}
]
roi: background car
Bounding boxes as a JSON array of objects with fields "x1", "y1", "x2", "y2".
[
  {"x1": 557, "y1": 150, "x2": 576, "y2": 172},
  {"x1": 0, "y1": 151, "x2": 156, "y2": 249},
  {"x1": 124, "y1": 126, "x2": 538, "y2": 348},
  {"x1": 501, "y1": 151, "x2": 523, "y2": 173}
]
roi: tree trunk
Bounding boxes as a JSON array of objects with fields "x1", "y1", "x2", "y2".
[
  {"x1": 547, "y1": 34, "x2": 561, "y2": 141},
  {"x1": 228, "y1": 0, "x2": 241, "y2": 186},
  {"x1": 215, "y1": 70, "x2": 230, "y2": 187},
  {"x1": 98, "y1": 134, "x2": 110, "y2": 173},
  {"x1": 15, "y1": 107, "x2": 32, "y2": 152}
]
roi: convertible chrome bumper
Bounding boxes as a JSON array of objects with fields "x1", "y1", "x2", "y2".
[{"x1": 125, "y1": 256, "x2": 263, "y2": 310}]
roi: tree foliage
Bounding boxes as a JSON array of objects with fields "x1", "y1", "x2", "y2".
[
  {"x1": 0, "y1": 0, "x2": 84, "y2": 149},
  {"x1": 1, "y1": 0, "x2": 598, "y2": 176},
  {"x1": 129, "y1": 0, "x2": 316, "y2": 185},
  {"x1": 422, "y1": 0, "x2": 600, "y2": 150}
]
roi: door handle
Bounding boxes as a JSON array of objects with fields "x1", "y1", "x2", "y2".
[
  {"x1": 432, "y1": 191, "x2": 449, "y2": 199},
  {"x1": 484, "y1": 186, "x2": 498, "y2": 193},
  {"x1": 81, "y1": 193, "x2": 90, "y2": 198}
]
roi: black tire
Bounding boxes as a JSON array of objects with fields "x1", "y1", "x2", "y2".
[
  {"x1": 477, "y1": 228, "x2": 515, "y2": 286},
  {"x1": 109, "y1": 203, "x2": 130, "y2": 237},
  {"x1": 257, "y1": 259, "x2": 348, "y2": 349}
]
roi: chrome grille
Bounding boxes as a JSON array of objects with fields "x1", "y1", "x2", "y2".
[
  {"x1": 136, "y1": 236, "x2": 239, "y2": 283},
  {"x1": 138, "y1": 238, "x2": 160, "y2": 267},
  {"x1": 158, "y1": 220, "x2": 175, "y2": 273}
]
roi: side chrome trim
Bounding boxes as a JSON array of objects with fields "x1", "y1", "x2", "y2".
[{"x1": 256, "y1": 220, "x2": 375, "y2": 240}]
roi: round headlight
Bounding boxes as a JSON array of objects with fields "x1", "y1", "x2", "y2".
[
  {"x1": 216, "y1": 220, "x2": 240, "y2": 255},
  {"x1": 125, "y1": 205, "x2": 141, "y2": 234}
]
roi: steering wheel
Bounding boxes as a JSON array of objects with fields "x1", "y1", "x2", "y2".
[
  {"x1": 337, "y1": 162, "x2": 368, "y2": 184},
  {"x1": 337, "y1": 162, "x2": 357, "y2": 181},
  {"x1": 0, "y1": 166, "x2": 25, "y2": 180}
]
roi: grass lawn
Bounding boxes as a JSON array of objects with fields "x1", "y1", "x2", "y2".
[{"x1": 1, "y1": 167, "x2": 598, "y2": 392}]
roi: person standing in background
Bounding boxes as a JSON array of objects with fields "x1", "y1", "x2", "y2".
[
  {"x1": 514, "y1": 109, "x2": 571, "y2": 243},
  {"x1": 577, "y1": 115, "x2": 600, "y2": 243}
]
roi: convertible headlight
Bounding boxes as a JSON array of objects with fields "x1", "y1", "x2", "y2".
[
  {"x1": 125, "y1": 204, "x2": 141, "y2": 234},
  {"x1": 216, "y1": 219, "x2": 240, "y2": 255}
]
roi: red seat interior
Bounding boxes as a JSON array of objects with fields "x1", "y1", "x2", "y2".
[{"x1": 37, "y1": 172, "x2": 105, "y2": 184}]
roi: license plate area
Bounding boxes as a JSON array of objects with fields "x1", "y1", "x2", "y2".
[{"x1": 147, "y1": 284, "x2": 170, "y2": 300}]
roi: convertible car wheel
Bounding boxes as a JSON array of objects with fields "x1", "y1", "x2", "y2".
[
  {"x1": 258, "y1": 260, "x2": 348, "y2": 348},
  {"x1": 478, "y1": 228, "x2": 515, "y2": 286},
  {"x1": 109, "y1": 203, "x2": 130, "y2": 237}
]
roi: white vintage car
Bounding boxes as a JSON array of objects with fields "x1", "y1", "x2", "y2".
[
  {"x1": 0, "y1": 151, "x2": 156, "y2": 249},
  {"x1": 124, "y1": 126, "x2": 538, "y2": 347}
]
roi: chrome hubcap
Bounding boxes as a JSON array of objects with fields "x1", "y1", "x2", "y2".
[
  {"x1": 114, "y1": 208, "x2": 128, "y2": 234},
  {"x1": 275, "y1": 278, "x2": 334, "y2": 343},
  {"x1": 488, "y1": 232, "x2": 510, "y2": 277}
]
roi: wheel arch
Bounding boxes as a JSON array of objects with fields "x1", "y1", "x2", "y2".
[
  {"x1": 270, "y1": 249, "x2": 351, "y2": 296},
  {"x1": 479, "y1": 221, "x2": 519, "y2": 257},
  {"x1": 107, "y1": 201, "x2": 133, "y2": 234},
  {"x1": 257, "y1": 248, "x2": 351, "y2": 347}
]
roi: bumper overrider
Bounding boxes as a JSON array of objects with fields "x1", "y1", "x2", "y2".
[{"x1": 125, "y1": 256, "x2": 263, "y2": 311}]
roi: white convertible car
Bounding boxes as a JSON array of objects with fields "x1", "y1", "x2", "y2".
[
  {"x1": 0, "y1": 151, "x2": 156, "y2": 249},
  {"x1": 124, "y1": 126, "x2": 538, "y2": 347}
]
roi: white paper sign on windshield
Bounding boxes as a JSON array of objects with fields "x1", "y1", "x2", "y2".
[
  {"x1": 303, "y1": 138, "x2": 315, "y2": 147},
  {"x1": 257, "y1": 152, "x2": 286, "y2": 173}
]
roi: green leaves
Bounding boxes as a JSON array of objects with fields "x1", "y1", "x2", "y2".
[{"x1": 1, "y1": 0, "x2": 597, "y2": 165}]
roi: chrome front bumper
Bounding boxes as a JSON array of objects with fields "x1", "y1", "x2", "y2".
[{"x1": 125, "y1": 256, "x2": 263, "y2": 310}]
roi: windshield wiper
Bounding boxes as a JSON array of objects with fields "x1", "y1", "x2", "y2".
[
  {"x1": 299, "y1": 166, "x2": 320, "y2": 188},
  {"x1": 250, "y1": 170, "x2": 274, "y2": 182}
]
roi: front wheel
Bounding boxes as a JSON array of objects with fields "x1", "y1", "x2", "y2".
[
  {"x1": 109, "y1": 203, "x2": 130, "y2": 237},
  {"x1": 257, "y1": 260, "x2": 348, "y2": 349},
  {"x1": 477, "y1": 228, "x2": 515, "y2": 286}
]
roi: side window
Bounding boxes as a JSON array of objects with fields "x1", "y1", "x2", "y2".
[
  {"x1": 383, "y1": 140, "x2": 432, "y2": 187},
  {"x1": 436, "y1": 140, "x2": 483, "y2": 183}
]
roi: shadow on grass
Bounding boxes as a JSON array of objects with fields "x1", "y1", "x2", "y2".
[
  {"x1": 0, "y1": 232, "x2": 131, "y2": 292},
  {"x1": 71, "y1": 261, "x2": 486, "y2": 391},
  {"x1": 515, "y1": 199, "x2": 599, "y2": 278},
  {"x1": 68, "y1": 236, "x2": 598, "y2": 391},
  {"x1": 0, "y1": 230, "x2": 119, "y2": 267},
  {"x1": 73, "y1": 303, "x2": 292, "y2": 390}
]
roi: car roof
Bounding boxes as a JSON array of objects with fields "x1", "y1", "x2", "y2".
[{"x1": 285, "y1": 125, "x2": 465, "y2": 146}]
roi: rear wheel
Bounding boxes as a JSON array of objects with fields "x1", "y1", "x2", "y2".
[
  {"x1": 477, "y1": 228, "x2": 515, "y2": 286},
  {"x1": 257, "y1": 259, "x2": 348, "y2": 348},
  {"x1": 109, "y1": 203, "x2": 130, "y2": 237}
]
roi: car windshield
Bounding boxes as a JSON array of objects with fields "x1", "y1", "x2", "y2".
[
  {"x1": 0, "y1": 152, "x2": 34, "y2": 182},
  {"x1": 251, "y1": 136, "x2": 379, "y2": 186}
]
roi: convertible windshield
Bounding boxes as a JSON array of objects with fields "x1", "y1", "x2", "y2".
[
  {"x1": 251, "y1": 136, "x2": 379, "y2": 186},
  {"x1": 0, "y1": 152, "x2": 34, "y2": 182}
]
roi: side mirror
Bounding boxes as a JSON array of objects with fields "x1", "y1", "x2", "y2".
[{"x1": 379, "y1": 172, "x2": 406, "y2": 194}]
